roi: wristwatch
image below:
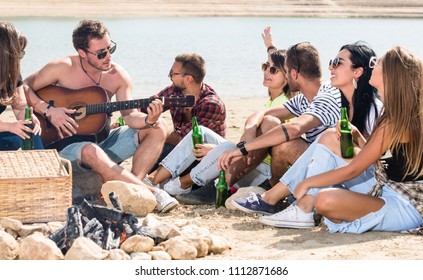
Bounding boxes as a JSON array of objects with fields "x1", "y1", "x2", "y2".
[{"x1": 236, "y1": 141, "x2": 248, "y2": 156}]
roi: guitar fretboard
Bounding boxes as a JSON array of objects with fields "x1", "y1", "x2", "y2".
[{"x1": 86, "y1": 98, "x2": 151, "y2": 114}]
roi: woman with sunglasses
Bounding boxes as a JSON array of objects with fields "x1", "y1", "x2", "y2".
[
  {"x1": 0, "y1": 21, "x2": 43, "y2": 150},
  {"x1": 289, "y1": 47, "x2": 423, "y2": 233},
  {"x1": 148, "y1": 47, "x2": 295, "y2": 200},
  {"x1": 233, "y1": 42, "x2": 383, "y2": 228}
]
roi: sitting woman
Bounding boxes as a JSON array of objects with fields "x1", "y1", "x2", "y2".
[
  {"x1": 232, "y1": 42, "x2": 383, "y2": 228},
  {"x1": 148, "y1": 48, "x2": 295, "y2": 201},
  {"x1": 0, "y1": 21, "x2": 43, "y2": 150}
]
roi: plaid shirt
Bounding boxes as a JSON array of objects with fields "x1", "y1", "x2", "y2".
[
  {"x1": 369, "y1": 164, "x2": 423, "y2": 217},
  {"x1": 143, "y1": 83, "x2": 226, "y2": 138}
]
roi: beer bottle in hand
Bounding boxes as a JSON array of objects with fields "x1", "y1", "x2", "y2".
[
  {"x1": 191, "y1": 116, "x2": 203, "y2": 159},
  {"x1": 340, "y1": 107, "x2": 354, "y2": 158},
  {"x1": 118, "y1": 116, "x2": 125, "y2": 127},
  {"x1": 22, "y1": 107, "x2": 34, "y2": 150},
  {"x1": 216, "y1": 170, "x2": 229, "y2": 208}
]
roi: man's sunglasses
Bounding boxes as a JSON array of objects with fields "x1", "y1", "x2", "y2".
[
  {"x1": 86, "y1": 40, "x2": 117, "y2": 60},
  {"x1": 261, "y1": 62, "x2": 280, "y2": 75}
]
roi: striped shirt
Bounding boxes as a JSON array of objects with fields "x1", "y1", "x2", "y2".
[{"x1": 284, "y1": 83, "x2": 341, "y2": 143}]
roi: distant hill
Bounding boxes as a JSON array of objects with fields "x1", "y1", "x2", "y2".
[{"x1": 1, "y1": 0, "x2": 423, "y2": 18}]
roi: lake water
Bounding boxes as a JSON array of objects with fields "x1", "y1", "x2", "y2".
[{"x1": 7, "y1": 17, "x2": 423, "y2": 99}]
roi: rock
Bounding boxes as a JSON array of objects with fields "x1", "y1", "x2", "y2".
[
  {"x1": 160, "y1": 238, "x2": 197, "y2": 260},
  {"x1": 120, "y1": 235, "x2": 155, "y2": 254},
  {"x1": 107, "y1": 249, "x2": 131, "y2": 260},
  {"x1": 18, "y1": 224, "x2": 49, "y2": 238},
  {"x1": 148, "y1": 250, "x2": 172, "y2": 260},
  {"x1": 101, "y1": 180, "x2": 156, "y2": 216},
  {"x1": 1, "y1": 218, "x2": 22, "y2": 232},
  {"x1": 130, "y1": 252, "x2": 152, "y2": 260},
  {"x1": 64, "y1": 237, "x2": 108, "y2": 260},
  {"x1": 207, "y1": 234, "x2": 231, "y2": 254},
  {"x1": 0, "y1": 230, "x2": 19, "y2": 260},
  {"x1": 226, "y1": 186, "x2": 266, "y2": 210},
  {"x1": 19, "y1": 232, "x2": 64, "y2": 260}
]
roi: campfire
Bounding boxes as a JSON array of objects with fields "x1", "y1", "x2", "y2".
[{"x1": 49, "y1": 192, "x2": 160, "y2": 254}]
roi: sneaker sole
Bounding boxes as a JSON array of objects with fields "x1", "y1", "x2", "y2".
[
  {"x1": 231, "y1": 199, "x2": 274, "y2": 215},
  {"x1": 259, "y1": 217, "x2": 314, "y2": 228},
  {"x1": 158, "y1": 200, "x2": 179, "y2": 213}
]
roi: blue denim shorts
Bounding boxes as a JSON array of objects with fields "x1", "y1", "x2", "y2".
[
  {"x1": 59, "y1": 126, "x2": 139, "y2": 173},
  {"x1": 324, "y1": 185, "x2": 423, "y2": 233}
]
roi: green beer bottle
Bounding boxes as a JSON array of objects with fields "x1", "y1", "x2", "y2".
[
  {"x1": 118, "y1": 116, "x2": 125, "y2": 127},
  {"x1": 216, "y1": 170, "x2": 229, "y2": 208},
  {"x1": 340, "y1": 107, "x2": 354, "y2": 158},
  {"x1": 22, "y1": 107, "x2": 34, "y2": 150},
  {"x1": 191, "y1": 117, "x2": 203, "y2": 159}
]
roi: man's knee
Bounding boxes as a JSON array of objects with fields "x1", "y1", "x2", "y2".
[
  {"x1": 138, "y1": 118, "x2": 167, "y2": 142},
  {"x1": 81, "y1": 143, "x2": 104, "y2": 165},
  {"x1": 260, "y1": 115, "x2": 281, "y2": 134}
]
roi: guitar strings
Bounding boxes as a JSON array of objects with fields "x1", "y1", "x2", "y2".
[{"x1": 80, "y1": 58, "x2": 102, "y2": 86}]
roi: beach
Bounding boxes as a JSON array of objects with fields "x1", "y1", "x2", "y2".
[{"x1": 1, "y1": 1, "x2": 423, "y2": 262}]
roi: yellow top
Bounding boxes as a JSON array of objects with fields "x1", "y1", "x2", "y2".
[{"x1": 262, "y1": 94, "x2": 289, "y2": 165}]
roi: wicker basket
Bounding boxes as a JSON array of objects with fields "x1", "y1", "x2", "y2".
[{"x1": 0, "y1": 149, "x2": 72, "y2": 223}]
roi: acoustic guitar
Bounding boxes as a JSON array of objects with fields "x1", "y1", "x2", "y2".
[{"x1": 35, "y1": 85, "x2": 195, "y2": 147}]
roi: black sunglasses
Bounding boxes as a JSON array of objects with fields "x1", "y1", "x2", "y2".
[
  {"x1": 261, "y1": 62, "x2": 280, "y2": 75},
  {"x1": 86, "y1": 40, "x2": 117, "y2": 60}
]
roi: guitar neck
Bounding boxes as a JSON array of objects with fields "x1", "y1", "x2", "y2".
[{"x1": 86, "y1": 98, "x2": 152, "y2": 115}]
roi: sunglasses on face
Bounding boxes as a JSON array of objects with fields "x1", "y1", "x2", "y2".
[
  {"x1": 86, "y1": 40, "x2": 117, "y2": 60},
  {"x1": 261, "y1": 62, "x2": 280, "y2": 75},
  {"x1": 168, "y1": 69, "x2": 185, "y2": 78},
  {"x1": 329, "y1": 57, "x2": 355, "y2": 69},
  {"x1": 369, "y1": 56, "x2": 378, "y2": 69}
]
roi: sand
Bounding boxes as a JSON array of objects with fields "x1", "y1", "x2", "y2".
[{"x1": 1, "y1": 1, "x2": 423, "y2": 262}]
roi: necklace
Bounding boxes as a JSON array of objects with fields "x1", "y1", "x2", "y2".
[{"x1": 80, "y1": 58, "x2": 102, "y2": 86}]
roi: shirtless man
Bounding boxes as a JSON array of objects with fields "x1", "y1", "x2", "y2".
[{"x1": 24, "y1": 19, "x2": 178, "y2": 213}]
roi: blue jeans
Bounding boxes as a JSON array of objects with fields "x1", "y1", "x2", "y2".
[
  {"x1": 59, "y1": 126, "x2": 139, "y2": 173},
  {"x1": 0, "y1": 132, "x2": 44, "y2": 150},
  {"x1": 160, "y1": 126, "x2": 271, "y2": 187},
  {"x1": 281, "y1": 138, "x2": 376, "y2": 198},
  {"x1": 324, "y1": 185, "x2": 423, "y2": 233}
]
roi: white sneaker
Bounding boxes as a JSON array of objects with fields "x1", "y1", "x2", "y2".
[
  {"x1": 258, "y1": 204, "x2": 315, "y2": 228},
  {"x1": 161, "y1": 177, "x2": 192, "y2": 196},
  {"x1": 153, "y1": 189, "x2": 179, "y2": 213},
  {"x1": 143, "y1": 176, "x2": 159, "y2": 188}
]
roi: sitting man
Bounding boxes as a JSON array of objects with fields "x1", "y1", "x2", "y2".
[
  {"x1": 24, "y1": 19, "x2": 178, "y2": 213},
  {"x1": 140, "y1": 53, "x2": 226, "y2": 172}
]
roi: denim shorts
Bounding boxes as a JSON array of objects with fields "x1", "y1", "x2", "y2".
[
  {"x1": 324, "y1": 185, "x2": 423, "y2": 233},
  {"x1": 59, "y1": 126, "x2": 139, "y2": 173}
]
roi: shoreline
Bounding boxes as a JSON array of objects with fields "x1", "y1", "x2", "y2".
[{"x1": 1, "y1": 1, "x2": 423, "y2": 18}]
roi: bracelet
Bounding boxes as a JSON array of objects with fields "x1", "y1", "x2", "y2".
[
  {"x1": 280, "y1": 124, "x2": 290, "y2": 142},
  {"x1": 43, "y1": 104, "x2": 52, "y2": 119},
  {"x1": 267, "y1": 45, "x2": 277, "y2": 52},
  {"x1": 145, "y1": 117, "x2": 157, "y2": 127}
]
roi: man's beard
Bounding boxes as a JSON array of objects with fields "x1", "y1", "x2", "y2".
[{"x1": 173, "y1": 85, "x2": 185, "y2": 92}]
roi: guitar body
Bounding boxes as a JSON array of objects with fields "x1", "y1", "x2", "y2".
[
  {"x1": 35, "y1": 85, "x2": 110, "y2": 146},
  {"x1": 35, "y1": 85, "x2": 195, "y2": 147}
]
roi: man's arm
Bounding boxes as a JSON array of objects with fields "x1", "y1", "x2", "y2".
[
  {"x1": 24, "y1": 59, "x2": 78, "y2": 138},
  {"x1": 218, "y1": 113, "x2": 320, "y2": 170},
  {"x1": 114, "y1": 65, "x2": 163, "y2": 130}
]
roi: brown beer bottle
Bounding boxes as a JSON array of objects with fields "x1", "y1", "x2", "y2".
[{"x1": 340, "y1": 107, "x2": 354, "y2": 158}]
